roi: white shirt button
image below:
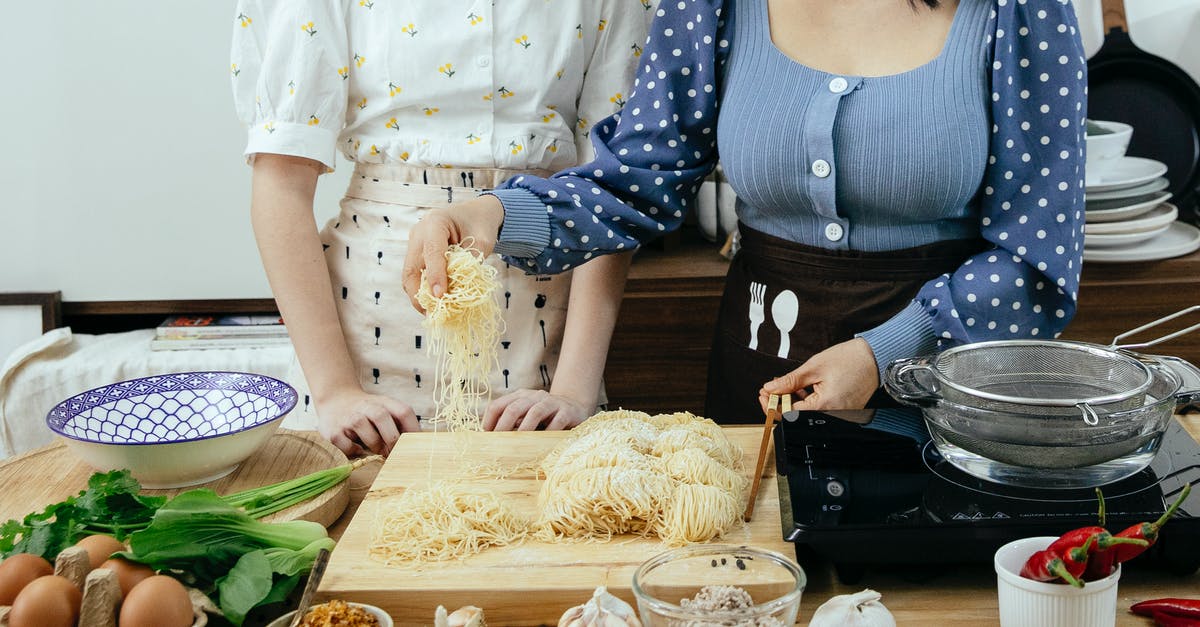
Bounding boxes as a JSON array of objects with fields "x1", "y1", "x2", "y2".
[
  {"x1": 811, "y1": 159, "x2": 831, "y2": 178},
  {"x1": 824, "y1": 222, "x2": 844, "y2": 242},
  {"x1": 477, "y1": 55, "x2": 492, "y2": 68},
  {"x1": 829, "y1": 77, "x2": 849, "y2": 94}
]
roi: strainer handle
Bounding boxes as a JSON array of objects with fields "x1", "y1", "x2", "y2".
[
  {"x1": 1154, "y1": 355, "x2": 1200, "y2": 406},
  {"x1": 882, "y1": 358, "x2": 942, "y2": 407},
  {"x1": 1111, "y1": 305, "x2": 1200, "y2": 351}
]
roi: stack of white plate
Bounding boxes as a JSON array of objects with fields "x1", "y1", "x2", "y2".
[{"x1": 1083, "y1": 157, "x2": 1200, "y2": 263}]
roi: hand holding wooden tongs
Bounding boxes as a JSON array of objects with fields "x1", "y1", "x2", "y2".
[{"x1": 744, "y1": 393, "x2": 791, "y2": 522}]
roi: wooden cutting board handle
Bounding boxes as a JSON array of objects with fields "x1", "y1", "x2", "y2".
[{"x1": 1101, "y1": 0, "x2": 1128, "y2": 34}]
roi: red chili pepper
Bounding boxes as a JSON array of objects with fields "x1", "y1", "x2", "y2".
[
  {"x1": 1112, "y1": 483, "x2": 1193, "y2": 565},
  {"x1": 1131, "y1": 598, "x2": 1200, "y2": 620},
  {"x1": 1046, "y1": 526, "x2": 1105, "y2": 555},
  {"x1": 1057, "y1": 534, "x2": 1096, "y2": 580},
  {"x1": 1020, "y1": 548, "x2": 1084, "y2": 587},
  {"x1": 1046, "y1": 525, "x2": 1147, "y2": 582},
  {"x1": 1084, "y1": 489, "x2": 1115, "y2": 580},
  {"x1": 1152, "y1": 611, "x2": 1200, "y2": 627},
  {"x1": 1078, "y1": 531, "x2": 1150, "y2": 580}
]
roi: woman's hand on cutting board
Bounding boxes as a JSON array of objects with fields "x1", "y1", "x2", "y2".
[
  {"x1": 759, "y1": 338, "x2": 880, "y2": 412},
  {"x1": 317, "y1": 388, "x2": 420, "y2": 456},
  {"x1": 483, "y1": 389, "x2": 589, "y2": 431}
]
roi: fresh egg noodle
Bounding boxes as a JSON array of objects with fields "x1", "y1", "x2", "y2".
[
  {"x1": 369, "y1": 481, "x2": 528, "y2": 565},
  {"x1": 662, "y1": 448, "x2": 749, "y2": 495},
  {"x1": 374, "y1": 244, "x2": 512, "y2": 565},
  {"x1": 536, "y1": 410, "x2": 746, "y2": 546},
  {"x1": 416, "y1": 243, "x2": 502, "y2": 432},
  {"x1": 658, "y1": 483, "x2": 741, "y2": 545},
  {"x1": 653, "y1": 426, "x2": 742, "y2": 468}
]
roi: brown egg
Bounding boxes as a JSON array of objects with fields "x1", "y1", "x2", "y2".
[
  {"x1": 120, "y1": 575, "x2": 193, "y2": 627},
  {"x1": 74, "y1": 534, "x2": 126, "y2": 570},
  {"x1": 9, "y1": 574, "x2": 81, "y2": 627},
  {"x1": 0, "y1": 553, "x2": 54, "y2": 605},
  {"x1": 100, "y1": 557, "x2": 156, "y2": 597}
]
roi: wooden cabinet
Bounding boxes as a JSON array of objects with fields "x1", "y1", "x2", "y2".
[
  {"x1": 61, "y1": 232, "x2": 1200, "y2": 417},
  {"x1": 604, "y1": 233, "x2": 1200, "y2": 415}
]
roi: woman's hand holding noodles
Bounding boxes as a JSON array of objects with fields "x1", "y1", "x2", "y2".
[{"x1": 402, "y1": 195, "x2": 504, "y2": 313}]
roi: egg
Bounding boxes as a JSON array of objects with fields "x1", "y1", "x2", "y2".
[
  {"x1": 0, "y1": 553, "x2": 54, "y2": 605},
  {"x1": 74, "y1": 534, "x2": 126, "y2": 570},
  {"x1": 9, "y1": 574, "x2": 81, "y2": 627},
  {"x1": 120, "y1": 574, "x2": 194, "y2": 627},
  {"x1": 99, "y1": 557, "x2": 156, "y2": 597}
]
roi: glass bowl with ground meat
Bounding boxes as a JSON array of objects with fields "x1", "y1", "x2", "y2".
[{"x1": 632, "y1": 545, "x2": 805, "y2": 626}]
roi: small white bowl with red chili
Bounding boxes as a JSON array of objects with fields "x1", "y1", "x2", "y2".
[{"x1": 994, "y1": 483, "x2": 1191, "y2": 627}]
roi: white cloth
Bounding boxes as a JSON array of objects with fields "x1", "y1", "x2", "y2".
[
  {"x1": 0, "y1": 328, "x2": 294, "y2": 459},
  {"x1": 231, "y1": 0, "x2": 652, "y2": 170}
]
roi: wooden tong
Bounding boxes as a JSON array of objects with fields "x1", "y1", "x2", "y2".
[{"x1": 744, "y1": 393, "x2": 790, "y2": 522}]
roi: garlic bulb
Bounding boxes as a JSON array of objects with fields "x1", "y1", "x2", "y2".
[
  {"x1": 557, "y1": 586, "x2": 642, "y2": 627},
  {"x1": 808, "y1": 589, "x2": 896, "y2": 627},
  {"x1": 435, "y1": 605, "x2": 486, "y2": 627}
]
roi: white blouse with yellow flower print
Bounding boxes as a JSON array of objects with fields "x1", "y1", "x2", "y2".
[{"x1": 231, "y1": 0, "x2": 654, "y2": 171}]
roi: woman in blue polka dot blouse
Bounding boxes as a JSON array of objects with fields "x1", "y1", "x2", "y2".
[{"x1": 403, "y1": 0, "x2": 1087, "y2": 423}]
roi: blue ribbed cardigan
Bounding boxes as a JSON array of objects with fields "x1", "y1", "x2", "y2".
[{"x1": 489, "y1": 0, "x2": 1087, "y2": 375}]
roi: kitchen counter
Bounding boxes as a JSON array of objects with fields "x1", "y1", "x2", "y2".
[
  {"x1": 328, "y1": 413, "x2": 1200, "y2": 626},
  {"x1": 606, "y1": 232, "x2": 1200, "y2": 415}
]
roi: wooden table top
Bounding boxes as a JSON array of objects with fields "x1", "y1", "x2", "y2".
[{"x1": 328, "y1": 415, "x2": 1200, "y2": 625}]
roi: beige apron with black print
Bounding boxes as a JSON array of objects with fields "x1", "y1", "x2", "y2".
[{"x1": 285, "y1": 163, "x2": 595, "y2": 430}]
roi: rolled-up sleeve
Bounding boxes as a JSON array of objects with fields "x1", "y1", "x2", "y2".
[
  {"x1": 231, "y1": 0, "x2": 349, "y2": 170},
  {"x1": 490, "y1": 0, "x2": 731, "y2": 273},
  {"x1": 860, "y1": 0, "x2": 1087, "y2": 378}
]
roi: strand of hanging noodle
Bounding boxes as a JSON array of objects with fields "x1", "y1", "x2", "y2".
[
  {"x1": 415, "y1": 242, "x2": 503, "y2": 433},
  {"x1": 368, "y1": 243, "x2": 514, "y2": 566}
]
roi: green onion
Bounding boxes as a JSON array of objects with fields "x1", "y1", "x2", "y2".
[{"x1": 222, "y1": 455, "x2": 378, "y2": 519}]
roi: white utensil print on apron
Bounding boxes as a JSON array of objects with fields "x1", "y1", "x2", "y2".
[
  {"x1": 748, "y1": 282, "x2": 766, "y2": 350},
  {"x1": 771, "y1": 290, "x2": 799, "y2": 358}
]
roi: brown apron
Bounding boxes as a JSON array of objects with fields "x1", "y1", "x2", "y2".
[{"x1": 705, "y1": 223, "x2": 983, "y2": 424}]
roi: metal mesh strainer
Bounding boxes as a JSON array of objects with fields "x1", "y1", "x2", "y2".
[
  {"x1": 885, "y1": 306, "x2": 1200, "y2": 425},
  {"x1": 931, "y1": 340, "x2": 1153, "y2": 410}
]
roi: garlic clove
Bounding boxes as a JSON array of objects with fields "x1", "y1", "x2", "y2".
[
  {"x1": 556, "y1": 586, "x2": 643, "y2": 627},
  {"x1": 435, "y1": 605, "x2": 450, "y2": 627},
  {"x1": 558, "y1": 605, "x2": 584, "y2": 627},
  {"x1": 447, "y1": 605, "x2": 486, "y2": 627},
  {"x1": 808, "y1": 589, "x2": 895, "y2": 627}
]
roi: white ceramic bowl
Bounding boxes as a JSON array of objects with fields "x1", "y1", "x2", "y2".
[
  {"x1": 46, "y1": 371, "x2": 297, "y2": 488},
  {"x1": 267, "y1": 602, "x2": 393, "y2": 627},
  {"x1": 995, "y1": 536, "x2": 1120, "y2": 627},
  {"x1": 632, "y1": 545, "x2": 805, "y2": 626},
  {"x1": 1085, "y1": 120, "x2": 1133, "y2": 186}
]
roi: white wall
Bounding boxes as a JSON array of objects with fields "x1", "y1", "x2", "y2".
[
  {"x1": 0, "y1": 1, "x2": 1195, "y2": 302},
  {"x1": 0, "y1": 2, "x2": 347, "y2": 302}
]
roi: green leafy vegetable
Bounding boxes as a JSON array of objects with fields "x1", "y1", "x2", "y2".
[
  {"x1": 121, "y1": 489, "x2": 335, "y2": 625},
  {"x1": 0, "y1": 470, "x2": 165, "y2": 559},
  {"x1": 1, "y1": 458, "x2": 369, "y2": 562}
]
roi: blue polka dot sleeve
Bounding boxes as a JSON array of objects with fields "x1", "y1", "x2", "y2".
[
  {"x1": 488, "y1": 0, "x2": 729, "y2": 272},
  {"x1": 913, "y1": 0, "x2": 1087, "y2": 351}
]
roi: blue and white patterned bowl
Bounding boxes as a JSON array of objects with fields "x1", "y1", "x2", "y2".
[{"x1": 46, "y1": 371, "x2": 297, "y2": 488}]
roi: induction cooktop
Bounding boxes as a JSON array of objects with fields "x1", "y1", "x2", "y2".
[{"x1": 775, "y1": 408, "x2": 1200, "y2": 584}]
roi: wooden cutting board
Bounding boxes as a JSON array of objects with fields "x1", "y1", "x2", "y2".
[
  {"x1": 319, "y1": 427, "x2": 792, "y2": 625},
  {"x1": 0, "y1": 429, "x2": 350, "y2": 528}
]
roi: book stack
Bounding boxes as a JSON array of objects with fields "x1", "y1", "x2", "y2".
[{"x1": 150, "y1": 314, "x2": 291, "y2": 351}]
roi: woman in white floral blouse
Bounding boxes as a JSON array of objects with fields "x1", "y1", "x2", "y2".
[{"x1": 231, "y1": 0, "x2": 652, "y2": 455}]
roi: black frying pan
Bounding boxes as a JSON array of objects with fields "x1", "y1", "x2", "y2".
[{"x1": 1088, "y1": 0, "x2": 1200, "y2": 223}]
